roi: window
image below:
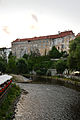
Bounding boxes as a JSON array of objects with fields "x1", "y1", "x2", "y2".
[
  {"x1": 62, "y1": 38, "x2": 64, "y2": 43},
  {"x1": 47, "y1": 40, "x2": 48, "y2": 43},
  {"x1": 28, "y1": 40, "x2": 31, "y2": 42},
  {"x1": 43, "y1": 43, "x2": 45, "y2": 47},
  {"x1": 46, "y1": 43, "x2": 48, "y2": 46},
  {"x1": 43, "y1": 40, "x2": 45, "y2": 43},
  {"x1": 61, "y1": 44, "x2": 64, "y2": 49}
]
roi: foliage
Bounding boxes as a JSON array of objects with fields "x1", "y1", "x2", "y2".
[
  {"x1": 0, "y1": 56, "x2": 7, "y2": 73},
  {"x1": 48, "y1": 46, "x2": 61, "y2": 58},
  {"x1": 23, "y1": 54, "x2": 29, "y2": 60},
  {"x1": 61, "y1": 51, "x2": 68, "y2": 58},
  {"x1": 0, "y1": 45, "x2": 69, "y2": 75},
  {"x1": 0, "y1": 61, "x2": 6, "y2": 73},
  {"x1": 55, "y1": 59, "x2": 67, "y2": 74},
  {"x1": 7, "y1": 56, "x2": 17, "y2": 73},
  {"x1": 16, "y1": 58, "x2": 28, "y2": 74},
  {"x1": 0, "y1": 83, "x2": 21, "y2": 120},
  {"x1": 67, "y1": 37, "x2": 80, "y2": 71},
  {"x1": 27, "y1": 55, "x2": 55, "y2": 75},
  {"x1": 8, "y1": 51, "x2": 13, "y2": 59},
  {"x1": 30, "y1": 48, "x2": 41, "y2": 57},
  {"x1": 34, "y1": 62, "x2": 47, "y2": 75}
]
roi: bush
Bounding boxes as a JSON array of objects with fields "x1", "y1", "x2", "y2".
[
  {"x1": 55, "y1": 60, "x2": 67, "y2": 74},
  {"x1": 0, "y1": 83, "x2": 21, "y2": 119},
  {"x1": 16, "y1": 58, "x2": 28, "y2": 74}
]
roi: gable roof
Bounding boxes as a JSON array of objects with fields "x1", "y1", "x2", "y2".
[
  {"x1": 76, "y1": 33, "x2": 80, "y2": 38},
  {"x1": 13, "y1": 30, "x2": 74, "y2": 42}
]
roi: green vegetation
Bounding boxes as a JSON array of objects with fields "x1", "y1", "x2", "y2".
[
  {"x1": 3, "y1": 46, "x2": 61, "y2": 75},
  {"x1": 68, "y1": 37, "x2": 80, "y2": 71},
  {"x1": 0, "y1": 57, "x2": 7, "y2": 73},
  {"x1": 16, "y1": 58, "x2": 28, "y2": 74},
  {"x1": 0, "y1": 46, "x2": 67, "y2": 75},
  {"x1": 0, "y1": 40, "x2": 80, "y2": 76},
  {"x1": 0, "y1": 84, "x2": 21, "y2": 120},
  {"x1": 48, "y1": 46, "x2": 61, "y2": 58},
  {"x1": 6, "y1": 56, "x2": 17, "y2": 74},
  {"x1": 55, "y1": 59, "x2": 67, "y2": 74}
]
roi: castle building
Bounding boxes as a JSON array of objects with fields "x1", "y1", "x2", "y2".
[{"x1": 12, "y1": 30, "x2": 75, "y2": 58}]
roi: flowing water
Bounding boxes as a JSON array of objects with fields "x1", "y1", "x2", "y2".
[{"x1": 14, "y1": 83, "x2": 80, "y2": 120}]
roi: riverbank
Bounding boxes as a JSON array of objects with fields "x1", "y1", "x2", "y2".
[
  {"x1": 11, "y1": 74, "x2": 32, "y2": 83},
  {"x1": 0, "y1": 83, "x2": 21, "y2": 120},
  {"x1": 23, "y1": 74, "x2": 80, "y2": 91}
]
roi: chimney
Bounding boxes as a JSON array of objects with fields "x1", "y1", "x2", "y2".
[{"x1": 58, "y1": 31, "x2": 60, "y2": 34}]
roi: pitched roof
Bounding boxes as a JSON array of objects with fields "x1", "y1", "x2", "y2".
[
  {"x1": 76, "y1": 33, "x2": 80, "y2": 37},
  {"x1": 13, "y1": 30, "x2": 74, "y2": 42}
]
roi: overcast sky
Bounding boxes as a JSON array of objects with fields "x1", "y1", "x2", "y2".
[{"x1": 0, "y1": 0, "x2": 80, "y2": 47}]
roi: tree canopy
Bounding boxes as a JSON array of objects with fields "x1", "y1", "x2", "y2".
[
  {"x1": 16, "y1": 58, "x2": 28, "y2": 74},
  {"x1": 48, "y1": 46, "x2": 61, "y2": 58},
  {"x1": 55, "y1": 59, "x2": 67, "y2": 74},
  {"x1": 0, "y1": 56, "x2": 7, "y2": 73},
  {"x1": 67, "y1": 37, "x2": 80, "y2": 71},
  {"x1": 7, "y1": 56, "x2": 17, "y2": 73}
]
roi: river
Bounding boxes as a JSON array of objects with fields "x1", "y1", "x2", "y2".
[{"x1": 14, "y1": 83, "x2": 80, "y2": 120}]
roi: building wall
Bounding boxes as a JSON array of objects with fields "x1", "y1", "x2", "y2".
[
  {"x1": 12, "y1": 33, "x2": 75, "y2": 58},
  {"x1": 52, "y1": 34, "x2": 75, "y2": 53},
  {"x1": 12, "y1": 39, "x2": 52, "y2": 58},
  {"x1": 12, "y1": 41, "x2": 28, "y2": 58}
]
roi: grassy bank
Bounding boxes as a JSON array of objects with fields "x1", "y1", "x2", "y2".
[{"x1": 0, "y1": 83, "x2": 21, "y2": 120}]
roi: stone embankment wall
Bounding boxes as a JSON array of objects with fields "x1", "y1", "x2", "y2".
[{"x1": 23, "y1": 74, "x2": 80, "y2": 91}]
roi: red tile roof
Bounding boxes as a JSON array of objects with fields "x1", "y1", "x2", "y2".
[
  {"x1": 76, "y1": 33, "x2": 80, "y2": 37},
  {"x1": 13, "y1": 30, "x2": 74, "y2": 42}
]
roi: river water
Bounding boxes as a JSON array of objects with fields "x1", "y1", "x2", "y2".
[{"x1": 14, "y1": 83, "x2": 80, "y2": 120}]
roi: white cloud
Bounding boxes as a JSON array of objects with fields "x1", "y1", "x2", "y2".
[{"x1": 0, "y1": 0, "x2": 80, "y2": 47}]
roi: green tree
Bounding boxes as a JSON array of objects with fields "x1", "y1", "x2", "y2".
[
  {"x1": 0, "y1": 56, "x2": 7, "y2": 73},
  {"x1": 55, "y1": 60, "x2": 67, "y2": 74},
  {"x1": 61, "y1": 51, "x2": 68, "y2": 58},
  {"x1": 34, "y1": 62, "x2": 48, "y2": 75},
  {"x1": 26, "y1": 53, "x2": 55, "y2": 75},
  {"x1": 34, "y1": 60, "x2": 54, "y2": 75},
  {"x1": 23, "y1": 54, "x2": 29, "y2": 60},
  {"x1": 8, "y1": 51, "x2": 13, "y2": 59},
  {"x1": 30, "y1": 49, "x2": 41, "y2": 57},
  {"x1": 0, "y1": 61, "x2": 6, "y2": 73},
  {"x1": 16, "y1": 58, "x2": 28, "y2": 74},
  {"x1": 48, "y1": 46, "x2": 61, "y2": 58},
  {"x1": 7, "y1": 56, "x2": 17, "y2": 73},
  {"x1": 67, "y1": 37, "x2": 80, "y2": 71}
]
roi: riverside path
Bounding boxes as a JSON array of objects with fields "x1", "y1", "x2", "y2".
[{"x1": 14, "y1": 83, "x2": 80, "y2": 120}]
